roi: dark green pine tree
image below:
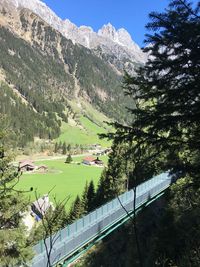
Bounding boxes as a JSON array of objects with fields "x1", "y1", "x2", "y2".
[
  {"x1": 114, "y1": 0, "x2": 200, "y2": 181},
  {"x1": 68, "y1": 195, "x2": 83, "y2": 223},
  {"x1": 94, "y1": 173, "x2": 106, "y2": 207},
  {"x1": 87, "y1": 180, "x2": 96, "y2": 212},
  {"x1": 65, "y1": 154, "x2": 72, "y2": 164},
  {"x1": 67, "y1": 144, "x2": 71, "y2": 152},
  {"x1": 54, "y1": 142, "x2": 58, "y2": 153},
  {"x1": 62, "y1": 142, "x2": 67, "y2": 155},
  {"x1": 95, "y1": 169, "x2": 115, "y2": 207},
  {"x1": 95, "y1": 141, "x2": 128, "y2": 207},
  {"x1": 81, "y1": 181, "x2": 89, "y2": 214},
  {"x1": 0, "y1": 129, "x2": 33, "y2": 266},
  {"x1": 108, "y1": 0, "x2": 200, "y2": 265}
]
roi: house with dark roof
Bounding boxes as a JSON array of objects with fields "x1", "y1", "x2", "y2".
[
  {"x1": 19, "y1": 160, "x2": 35, "y2": 172},
  {"x1": 19, "y1": 160, "x2": 48, "y2": 173}
]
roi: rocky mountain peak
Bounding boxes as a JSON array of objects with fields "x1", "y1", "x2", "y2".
[
  {"x1": 5, "y1": 0, "x2": 49, "y2": 12},
  {"x1": 1, "y1": 0, "x2": 63, "y2": 31},
  {"x1": 98, "y1": 23, "x2": 118, "y2": 41},
  {"x1": 79, "y1": 25, "x2": 94, "y2": 34},
  {"x1": 117, "y1": 28, "x2": 141, "y2": 52},
  {"x1": 117, "y1": 28, "x2": 133, "y2": 44},
  {"x1": 98, "y1": 23, "x2": 141, "y2": 52}
]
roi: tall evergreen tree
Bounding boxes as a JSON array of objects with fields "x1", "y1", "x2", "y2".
[
  {"x1": 95, "y1": 141, "x2": 129, "y2": 207},
  {"x1": 54, "y1": 142, "x2": 58, "y2": 154},
  {"x1": 108, "y1": 0, "x2": 200, "y2": 265},
  {"x1": 67, "y1": 144, "x2": 71, "y2": 152},
  {"x1": 62, "y1": 142, "x2": 67, "y2": 155},
  {"x1": 0, "y1": 128, "x2": 33, "y2": 266},
  {"x1": 87, "y1": 180, "x2": 96, "y2": 212},
  {"x1": 95, "y1": 171, "x2": 106, "y2": 207},
  {"x1": 114, "y1": 0, "x2": 200, "y2": 181},
  {"x1": 68, "y1": 195, "x2": 83, "y2": 223},
  {"x1": 81, "y1": 182, "x2": 89, "y2": 214}
]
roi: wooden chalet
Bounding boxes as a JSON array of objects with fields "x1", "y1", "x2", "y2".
[
  {"x1": 82, "y1": 157, "x2": 104, "y2": 166},
  {"x1": 82, "y1": 156, "x2": 96, "y2": 165},
  {"x1": 19, "y1": 160, "x2": 35, "y2": 172}
]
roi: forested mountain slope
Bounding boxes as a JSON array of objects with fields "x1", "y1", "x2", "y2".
[{"x1": 0, "y1": 6, "x2": 141, "y2": 147}]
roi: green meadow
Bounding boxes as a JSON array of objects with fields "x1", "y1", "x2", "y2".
[
  {"x1": 17, "y1": 156, "x2": 108, "y2": 210},
  {"x1": 57, "y1": 99, "x2": 113, "y2": 147},
  {"x1": 57, "y1": 116, "x2": 111, "y2": 147}
]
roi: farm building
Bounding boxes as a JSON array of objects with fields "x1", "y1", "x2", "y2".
[
  {"x1": 19, "y1": 160, "x2": 35, "y2": 172},
  {"x1": 31, "y1": 194, "x2": 53, "y2": 219},
  {"x1": 19, "y1": 160, "x2": 48, "y2": 173},
  {"x1": 37, "y1": 165, "x2": 48, "y2": 172},
  {"x1": 82, "y1": 156, "x2": 96, "y2": 165},
  {"x1": 82, "y1": 157, "x2": 104, "y2": 166}
]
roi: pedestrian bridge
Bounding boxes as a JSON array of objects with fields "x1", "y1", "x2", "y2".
[{"x1": 31, "y1": 172, "x2": 172, "y2": 267}]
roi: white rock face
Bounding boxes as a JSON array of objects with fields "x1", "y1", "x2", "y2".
[
  {"x1": 1, "y1": 0, "x2": 64, "y2": 32},
  {"x1": 97, "y1": 23, "x2": 146, "y2": 63},
  {"x1": 1, "y1": 0, "x2": 147, "y2": 68},
  {"x1": 98, "y1": 23, "x2": 118, "y2": 42}
]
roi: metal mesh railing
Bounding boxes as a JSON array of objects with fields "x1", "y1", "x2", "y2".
[{"x1": 31, "y1": 172, "x2": 171, "y2": 267}]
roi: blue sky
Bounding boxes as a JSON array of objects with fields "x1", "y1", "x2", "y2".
[{"x1": 41, "y1": 0, "x2": 197, "y2": 47}]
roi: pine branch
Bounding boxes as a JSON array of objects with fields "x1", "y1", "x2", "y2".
[{"x1": 177, "y1": 0, "x2": 200, "y2": 19}]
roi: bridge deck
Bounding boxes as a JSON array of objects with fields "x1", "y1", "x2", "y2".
[{"x1": 31, "y1": 172, "x2": 171, "y2": 267}]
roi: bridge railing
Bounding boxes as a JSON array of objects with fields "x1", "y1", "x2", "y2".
[{"x1": 32, "y1": 172, "x2": 171, "y2": 267}]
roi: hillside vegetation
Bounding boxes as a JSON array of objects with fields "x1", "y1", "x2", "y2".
[{"x1": 0, "y1": 8, "x2": 133, "y2": 148}]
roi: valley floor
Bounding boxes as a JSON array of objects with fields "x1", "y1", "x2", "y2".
[{"x1": 16, "y1": 155, "x2": 108, "y2": 210}]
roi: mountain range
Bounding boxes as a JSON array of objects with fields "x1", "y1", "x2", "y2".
[
  {"x1": 1, "y1": 0, "x2": 147, "y2": 71},
  {"x1": 0, "y1": 0, "x2": 147, "y2": 147}
]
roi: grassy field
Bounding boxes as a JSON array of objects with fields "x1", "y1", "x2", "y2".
[
  {"x1": 17, "y1": 156, "x2": 108, "y2": 210},
  {"x1": 68, "y1": 99, "x2": 111, "y2": 125},
  {"x1": 17, "y1": 98, "x2": 112, "y2": 209},
  {"x1": 57, "y1": 116, "x2": 111, "y2": 147},
  {"x1": 57, "y1": 98, "x2": 113, "y2": 147}
]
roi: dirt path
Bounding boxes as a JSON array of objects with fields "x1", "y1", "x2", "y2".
[
  {"x1": 14, "y1": 153, "x2": 93, "y2": 164},
  {"x1": 33, "y1": 153, "x2": 91, "y2": 162}
]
